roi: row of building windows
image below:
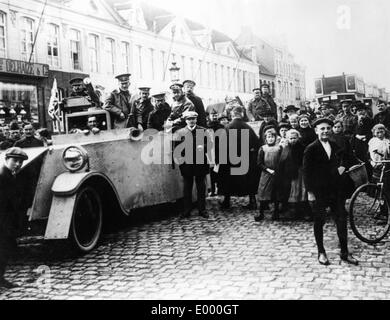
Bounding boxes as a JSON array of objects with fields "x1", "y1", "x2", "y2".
[{"x1": 0, "y1": 10, "x2": 257, "y2": 93}]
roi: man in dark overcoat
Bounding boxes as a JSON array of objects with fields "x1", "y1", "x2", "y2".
[
  {"x1": 303, "y1": 118, "x2": 358, "y2": 266},
  {"x1": 219, "y1": 105, "x2": 260, "y2": 209},
  {"x1": 0, "y1": 147, "x2": 28, "y2": 289},
  {"x1": 104, "y1": 73, "x2": 132, "y2": 129},
  {"x1": 174, "y1": 111, "x2": 211, "y2": 218},
  {"x1": 183, "y1": 80, "x2": 207, "y2": 128}
]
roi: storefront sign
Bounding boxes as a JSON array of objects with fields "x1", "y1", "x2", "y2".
[{"x1": 0, "y1": 58, "x2": 49, "y2": 77}]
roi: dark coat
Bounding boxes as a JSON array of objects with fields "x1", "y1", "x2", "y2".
[
  {"x1": 247, "y1": 95, "x2": 278, "y2": 121},
  {"x1": 0, "y1": 165, "x2": 23, "y2": 238},
  {"x1": 130, "y1": 98, "x2": 154, "y2": 129},
  {"x1": 219, "y1": 118, "x2": 260, "y2": 196},
  {"x1": 351, "y1": 116, "x2": 374, "y2": 162},
  {"x1": 104, "y1": 89, "x2": 132, "y2": 128},
  {"x1": 14, "y1": 136, "x2": 44, "y2": 148},
  {"x1": 276, "y1": 142, "x2": 305, "y2": 202},
  {"x1": 298, "y1": 127, "x2": 317, "y2": 148},
  {"x1": 186, "y1": 93, "x2": 207, "y2": 128},
  {"x1": 303, "y1": 139, "x2": 347, "y2": 199},
  {"x1": 147, "y1": 103, "x2": 171, "y2": 131},
  {"x1": 0, "y1": 138, "x2": 17, "y2": 150},
  {"x1": 174, "y1": 125, "x2": 210, "y2": 177}
]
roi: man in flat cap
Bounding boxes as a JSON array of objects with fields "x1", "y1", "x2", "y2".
[
  {"x1": 183, "y1": 80, "x2": 207, "y2": 128},
  {"x1": 129, "y1": 87, "x2": 154, "y2": 131},
  {"x1": 68, "y1": 77, "x2": 101, "y2": 109},
  {"x1": 303, "y1": 118, "x2": 358, "y2": 266},
  {"x1": 104, "y1": 73, "x2": 132, "y2": 129},
  {"x1": 174, "y1": 110, "x2": 211, "y2": 218},
  {"x1": 247, "y1": 84, "x2": 278, "y2": 122},
  {"x1": 147, "y1": 92, "x2": 171, "y2": 131},
  {"x1": 167, "y1": 83, "x2": 195, "y2": 132},
  {"x1": 0, "y1": 147, "x2": 28, "y2": 289},
  {"x1": 14, "y1": 123, "x2": 44, "y2": 149}
]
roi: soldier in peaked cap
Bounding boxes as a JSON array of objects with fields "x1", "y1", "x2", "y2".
[
  {"x1": 303, "y1": 117, "x2": 358, "y2": 266},
  {"x1": 0, "y1": 147, "x2": 28, "y2": 289},
  {"x1": 104, "y1": 73, "x2": 132, "y2": 129},
  {"x1": 129, "y1": 86, "x2": 154, "y2": 131},
  {"x1": 247, "y1": 83, "x2": 278, "y2": 121},
  {"x1": 168, "y1": 82, "x2": 195, "y2": 132},
  {"x1": 147, "y1": 91, "x2": 171, "y2": 131},
  {"x1": 183, "y1": 80, "x2": 207, "y2": 128},
  {"x1": 68, "y1": 77, "x2": 101, "y2": 109}
]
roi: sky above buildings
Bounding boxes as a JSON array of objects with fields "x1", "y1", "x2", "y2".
[{"x1": 143, "y1": 0, "x2": 390, "y2": 98}]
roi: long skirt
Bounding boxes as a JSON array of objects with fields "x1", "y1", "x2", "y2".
[{"x1": 287, "y1": 168, "x2": 307, "y2": 203}]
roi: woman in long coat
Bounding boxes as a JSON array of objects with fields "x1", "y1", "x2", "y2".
[{"x1": 219, "y1": 106, "x2": 260, "y2": 209}]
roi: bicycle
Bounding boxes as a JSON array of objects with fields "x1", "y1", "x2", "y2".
[{"x1": 349, "y1": 160, "x2": 390, "y2": 244}]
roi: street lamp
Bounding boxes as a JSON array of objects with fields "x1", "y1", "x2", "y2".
[{"x1": 169, "y1": 61, "x2": 180, "y2": 84}]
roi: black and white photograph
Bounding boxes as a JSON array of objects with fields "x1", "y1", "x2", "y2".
[{"x1": 0, "y1": 0, "x2": 390, "y2": 303}]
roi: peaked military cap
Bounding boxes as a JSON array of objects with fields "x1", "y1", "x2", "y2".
[
  {"x1": 138, "y1": 87, "x2": 151, "y2": 92},
  {"x1": 170, "y1": 82, "x2": 183, "y2": 90},
  {"x1": 151, "y1": 91, "x2": 166, "y2": 99},
  {"x1": 69, "y1": 77, "x2": 84, "y2": 85},
  {"x1": 115, "y1": 73, "x2": 131, "y2": 82}
]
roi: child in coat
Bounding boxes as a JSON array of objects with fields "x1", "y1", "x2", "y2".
[{"x1": 255, "y1": 131, "x2": 282, "y2": 221}]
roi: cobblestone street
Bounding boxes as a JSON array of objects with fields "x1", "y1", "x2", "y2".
[{"x1": 1, "y1": 197, "x2": 390, "y2": 300}]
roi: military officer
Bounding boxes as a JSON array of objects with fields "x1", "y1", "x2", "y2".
[
  {"x1": 0, "y1": 147, "x2": 28, "y2": 289},
  {"x1": 130, "y1": 87, "x2": 154, "y2": 130},
  {"x1": 167, "y1": 83, "x2": 195, "y2": 132},
  {"x1": 247, "y1": 84, "x2": 278, "y2": 121},
  {"x1": 68, "y1": 77, "x2": 101, "y2": 109},
  {"x1": 183, "y1": 80, "x2": 207, "y2": 127},
  {"x1": 104, "y1": 73, "x2": 132, "y2": 129},
  {"x1": 147, "y1": 91, "x2": 171, "y2": 131}
]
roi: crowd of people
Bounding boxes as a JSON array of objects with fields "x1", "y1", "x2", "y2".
[{"x1": 2, "y1": 73, "x2": 390, "y2": 289}]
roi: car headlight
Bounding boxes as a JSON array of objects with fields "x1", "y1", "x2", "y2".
[{"x1": 62, "y1": 146, "x2": 88, "y2": 172}]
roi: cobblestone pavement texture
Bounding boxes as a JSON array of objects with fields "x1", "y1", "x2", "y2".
[{"x1": 1, "y1": 197, "x2": 390, "y2": 300}]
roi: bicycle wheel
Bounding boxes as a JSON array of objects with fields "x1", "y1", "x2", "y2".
[{"x1": 349, "y1": 183, "x2": 390, "y2": 244}]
